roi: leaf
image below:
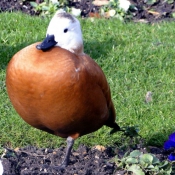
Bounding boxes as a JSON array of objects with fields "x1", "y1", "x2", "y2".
[
  {"x1": 30, "y1": 2, "x2": 38, "y2": 8},
  {"x1": 42, "y1": 6, "x2": 49, "y2": 11},
  {"x1": 152, "y1": 154, "x2": 160, "y2": 164},
  {"x1": 165, "y1": 165, "x2": 172, "y2": 174},
  {"x1": 123, "y1": 151, "x2": 129, "y2": 158},
  {"x1": 139, "y1": 159, "x2": 147, "y2": 167},
  {"x1": 172, "y1": 13, "x2": 175, "y2": 18},
  {"x1": 140, "y1": 154, "x2": 153, "y2": 164},
  {"x1": 130, "y1": 150, "x2": 141, "y2": 158},
  {"x1": 158, "y1": 160, "x2": 169, "y2": 168},
  {"x1": 126, "y1": 157, "x2": 138, "y2": 164},
  {"x1": 146, "y1": 0, "x2": 157, "y2": 5},
  {"x1": 167, "y1": 0, "x2": 174, "y2": 4},
  {"x1": 127, "y1": 164, "x2": 145, "y2": 175},
  {"x1": 147, "y1": 165, "x2": 154, "y2": 169},
  {"x1": 153, "y1": 165, "x2": 159, "y2": 171},
  {"x1": 113, "y1": 155, "x2": 120, "y2": 161}
]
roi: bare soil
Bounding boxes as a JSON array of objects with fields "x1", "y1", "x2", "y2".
[
  {"x1": 0, "y1": 0, "x2": 175, "y2": 22},
  {"x1": 1, "y1": 143, "x2": 172, "y2": 174}
]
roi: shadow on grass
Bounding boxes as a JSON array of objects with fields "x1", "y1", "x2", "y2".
[
  {"x1": 0, "y1": 45, "x2": 15, "y2": 69},
  {"x1": 146, "y1": 128, "x2": 175, "y2": 147},
  {"x1": 0, "y1": 39, "x2": 43, "y2": 70},
  {"x1": 1, "y1": 35, "x2": 121, "y2": 69}
]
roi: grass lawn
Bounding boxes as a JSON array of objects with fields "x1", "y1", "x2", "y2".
[{"x1": 1, "y1": 12, "x2": 175, "y2": 150}]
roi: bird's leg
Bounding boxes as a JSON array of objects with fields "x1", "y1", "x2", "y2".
[
  {"x1": 43, "y1": 136, "x2": 74, "y2": 171},
  {"x1": 60, "y1": 136, "x2": 74, "y2": 168}
]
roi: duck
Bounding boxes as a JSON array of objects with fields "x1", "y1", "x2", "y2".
[{"x1": 6, "y1": 10, "x2": 121, "y2": 169}]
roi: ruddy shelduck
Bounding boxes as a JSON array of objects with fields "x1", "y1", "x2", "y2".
[{"x1": 6, "y1": 10, "x2": 121, "y2": 169}]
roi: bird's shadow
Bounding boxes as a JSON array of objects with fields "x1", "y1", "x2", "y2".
[
  {"x1": 2, "y1": 36, "x2": 123, "y2": 69},
  {"x1": 1, "y1": 40, "x2": 38, "y2": 69}
]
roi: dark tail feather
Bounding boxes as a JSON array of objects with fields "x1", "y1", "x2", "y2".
[
  {"x1": 109, "y1": 123, "x2": 123, "y2": 134},
  {"x1": 105, "y1": 101, "x2": 123, "y2": 134}
]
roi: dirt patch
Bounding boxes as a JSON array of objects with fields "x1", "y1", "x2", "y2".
[
  {"x1": 2, "y1": 145, "x2": 116, "y2": 175},
  {"x1": 0, "y1": 0, "x2": 175, "y2": 22},
  {"x1": 130, "y1": 0, "x2": 175, "y2": 23},
  {"x1": 1, "y1": 143, "x2": 172, "y2": 174}
]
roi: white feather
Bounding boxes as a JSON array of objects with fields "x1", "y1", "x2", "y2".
[{"x1": 46, "y1": 11, "x2": 83, "y2": 54}]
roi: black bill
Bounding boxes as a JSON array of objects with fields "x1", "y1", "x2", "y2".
[{"x1": 36, "y1": 34, "x2": 57, "y2": 51}]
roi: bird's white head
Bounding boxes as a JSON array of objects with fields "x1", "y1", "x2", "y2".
[{"x1": 37, "y1": 10, "x2": 84, "y2": 54}]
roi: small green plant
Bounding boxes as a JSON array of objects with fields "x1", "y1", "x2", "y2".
[
  {"x1": 100, "y1": 0, "x2": 132, "y2": 21},
  {"x1": 146, "y1": 0, "x2": 157, "y2": 5},
  {"x1": 165, "y1": 0, "x2": 174, "y2": 4},
  {"x1": 113, "y1": 150, "x2": 172, "y2": 174},
  {"x1": 172, "y1": 12, "x2": 175, "y2": 18},
  {"x1": 100, "y1": 0, "x2": 125, "y2": 20},
  {"x1": 147, "y1": 0, "x2": 173, "y2": 5},
  {"x1": 30, "y1": 0, "x2": 68, "y2": 17}
]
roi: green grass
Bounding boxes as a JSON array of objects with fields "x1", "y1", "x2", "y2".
[{"x1": 1, "y1": 12, "x2": 175, "y2": 150}]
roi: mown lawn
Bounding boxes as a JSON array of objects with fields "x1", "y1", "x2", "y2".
[{"x1": 1, "y1": 12, "x2": 175, "y2": 150}]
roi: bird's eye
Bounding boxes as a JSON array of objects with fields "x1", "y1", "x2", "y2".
[{"x1": 64, "y1": 28, "x2": 68, "y2": 33}]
